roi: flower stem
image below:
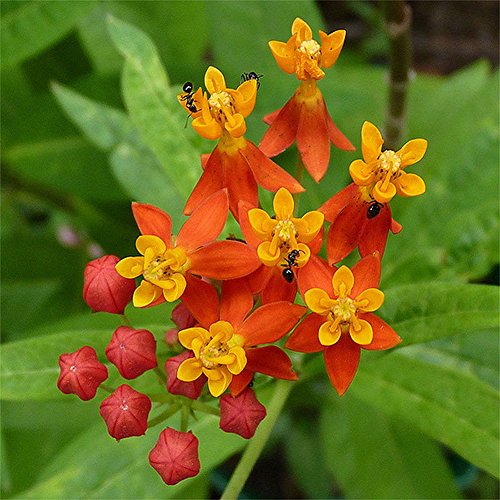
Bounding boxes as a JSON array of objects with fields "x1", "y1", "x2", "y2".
[
  {"x1": 120, "y1": 313, "x2": 132, "y2": 327},
  {"x1": 147, "y1": 403, "x2": 180, "y2": 429},
  {"x1": 383, "y1": 0, "x2": 412, "y2": 150},
  {"x1": 153, "y1": 366, "x2": 166, "y2": 384},
  {"x1": 220, "y1": 379, "x2": 295, "y2": 500},
  {"x1": 99, "y1": 384, "x2": 115, "y2": 394},
  {"x1": 190, "y1": 400, "x2": 220, "y2": 416}
]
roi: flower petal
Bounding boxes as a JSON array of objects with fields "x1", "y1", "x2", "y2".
[
  {"x1": 361, "y1": 121, "x2": 384, "y2": 163},
  {"x1": 161, "y1": 273, "x2": 186, "y2": 302},
  {"x1": 238, "y1": 302, "x2": 305, "y2": 346},
  {"x1": 273, "y1": 187, "x2": 295, "y2": 220},
  {"x1": 131, "y1": 203, "x2": 173, "y2": 246},
  {"x1": 394, "y1": 172, "x2": 426, "y2": 197},
  {"x1": 332, "y1": 265, "x2": 354, "y2": 297},
  {"x1": 231, "y1": 80, "x2": 257, "y2": 118},
  {"x1": 204, "y1": 66, "x2": 226, "y2": 94},
  {"x1": 259, "y1": 94, "x2": 300, "y2": 157},
  {"x1": 351, "y1": 252, "x2": 381, "y2": 296},
  {"x1": 246, "y1": 346, "x2": 297, "y2": 380},
  {"x1": 220, "y1": 279, "x2": 254, "y2": 329},
  {"x1": 349, "y1": 159, "x2": 373, "y2": 185},
  {"x1": 115, "y1": 256, "x2": 144, "y2": 279},
  {"x1": 184, "y1": 148, "x2": 224, "y2": 215},
  {"x1": 293, "y1": 211, "x2": 324, "y2": 243},
  {"x1": 177, "y1": 357, "x2": 203, "y2": 382},
  {"x1": 181, "y1": 274, "x2": 220, "y2": 328},
  {"x1": 189, "y1": 240, "x2": 260, "y2": 280},
  {"x1": 319, "y1": 183, "x2": 359, "y2": 222},
  {"x1": 304, "y1": 288, "x2": 333, "y2": 314},
  {"x1": 291, "y1": 17, "x2": 312, "y2": 40},
  {"x1": 319, "y1": 29, "x2": 345, "y2": 68},
  {"x1": 207, "y1": 368, "x2": 232, "y2": 397},
  {"x1": 268, "y1": 35, "x2": 297, "y2": 74},
  {"x1": 397, "y1": 138, "x2": 427, "y2": 167},
  {"x1": 240, "y1": 141, "x2": 304, "y2": 194},
  {"x1": 177, "y1": 189, "x2": 229, "y2": 251},
  {"x1": 297, "y1": 254, "x2": 334, "y2": 297},
  {"x1": 296, "y1": 96, "x2": 330, "y2": 182},
  {"x1": 238, "y1": 201, "x2": 262, "y2": 248},
  {"x1": 324, "y1": 336, "x2": 361, "y2": 396},
  {"x1": 133, "y1": 280, "x2": 162, "y2": 308},
  {"x1": 373, "y1": 179, "x2": 397, "y2": 204},
  {"x1": 224, "y1": 112, "x2": 246, "y2": 138},
  {"x1": 358, "y1": 205, "x2": 392, "y2": 259},
  {"x1": 136, "y1": 235, "x2": 166, "y2": 257},
  {"x1": 356, "y1": 288, "x2": 384, "y2": 312},
  {"x1": 230, "y1": 369, "x2": 254, "y2": 396},
  {"x1": 318, "y1": 321, "x2": 342, "y2": 346},
  {"x1": 192, "y1": 112, "x2": 222, "y2": 140},
  {"x1": 361, "y1": 312, "x2": 401, "y2": 351},
  {"x1": 285, "y1": 313, "x2": 324, "y2": 353},
  {"x1": 248, "y1": 208, "x2": 275, "y2": 240},
  {"x1": 349, "y1": 319, "x2": 373, "y2": 345},
  {"x1": 178, "y1": 327, "x2": 210, "y2": 350},
  {"x1": 261, "y1": 267, "x2": 297, "y2": 304}
]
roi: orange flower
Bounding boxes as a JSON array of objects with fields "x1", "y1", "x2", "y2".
[
  {"x1": 238, "y1": 188, "x2": 324, "y2": 303},
  {"x1": 178, "y1": 66, "x2": 304, "y2": 219},
  {"x1": 260, "y1": 18, "x2": 354, "y2": 183},
  {"x1": 286, "y1": 254, "x2": 401, "y2": 396},
  {"x1": 115, "y1": 190, "x2": 259, "y2": 307},
  {"x1": 177, "y1": 280, "x2": 305, "y2": 397}
]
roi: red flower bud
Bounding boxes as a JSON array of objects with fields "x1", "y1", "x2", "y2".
[
  {"x1": 99, "y1": 384, "x2": 151, "y2": 440},
  {"x1": 105, "y1": 326, "x2": 157, "y2": 379},
  {"x1": 149, "y1": 428, "x2": 200, "y2": 485},
  {"x1": 83, "y1": 255, "x2": 135, "y2": 314},
  {"x1": 165, "y1": 351, "x2": 206, "y2": 400},
  {"x1": 164, "y1": 328, "x2": 179, "y2": 347},
  {"x1": 57, "y1": 346, "x2": 108, "y2": 401},
  {"x1": 219, "y1": 387, "x2": 267, "y2": 439},
  {"x1": 171, "y1": 302, "x2": 197, "y2": 330}
]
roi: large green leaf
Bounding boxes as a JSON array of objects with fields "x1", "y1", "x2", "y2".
[
  {"x1": 106, "y1": 15, "x2": 200, "y2": 198},
  {"x1": 1, "y1": 1, "x2": 95, "y2": 68},
  {"x1": 352, "y1": 332, "x2": 500, "y2": 477},
  {"x1": 320, "y1": 394, "x2": 461, "y2": 499}
]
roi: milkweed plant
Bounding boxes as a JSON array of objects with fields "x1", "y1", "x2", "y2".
[{"x1": 2, "y1": 2, "x2": 498, "y2": 499}]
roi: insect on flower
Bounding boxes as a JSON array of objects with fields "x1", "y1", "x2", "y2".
[
  {"x1": 366, "y1": 200, "x2": 384, "y2": 219},
  {"x1": 180, "y1": 81, "x2": 199, "y2": 113},
  {"x1": 281, "y1": 249, "x2": 304, "y2": 283},
  {"x1": 240, "y1": 71, "x2": 263, "y2": 89}
]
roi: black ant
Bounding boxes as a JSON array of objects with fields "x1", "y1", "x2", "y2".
[
  {"x1": 240, "y1": 71, "x2": 263, "y2": 89},
  {"x1": 281, "y1": 249, "x2": 304, "y2": 283},
  {"x1": 180, "y1": 81, "x2": 200, "y2": 127},
  {"x1": 367, "y1": 201, "x2": 384, "y2": 219}
]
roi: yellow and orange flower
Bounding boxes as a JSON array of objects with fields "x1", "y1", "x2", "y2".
[
  {"x1": 286, "y1": 254, "x2": 401, "y2": 396},
  {"x1": 238, "y1": 188, "x2": 324, "y2": 303},
  {"x1": 178, "y1": 66, "x2": 304, "y2": 219},
  {"x1": 177, "y1": 280, "x2": 305, "y2": 397},
  {"x1": 115, "y1": 190, "x2": 259, "y2": 307},
  {"x1": 260, "y1": 18, "x2": 354, "y2": 183},
  {"x1": 319, "y1": 121, "x2": 427, "y2": 263}
]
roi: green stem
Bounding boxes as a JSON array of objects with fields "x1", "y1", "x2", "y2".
[
  {"x1": 180, "y1": 405, "x2": 190, "y2": 433},
  {"x1": 99, "y1": 384, "x2": 115, "y2": 394},
  {"x1": 190, "y1": 400, "x2": 220, "y2": 416},
  {"x1": 220, "y1": 379, "x2": 295, "y2": 500},
  {"x1": 147, "y1": 403, "x2": 181, "y2": 429},
  {"x1": 120, "y1": 313, "x2": 132, "y2": 327},
  {"x1": 383, "y1": 0, "x2": 412, "y2": 149},
  {"x1": 153, "y1": 366, "x2": 166, "y2": 384}
]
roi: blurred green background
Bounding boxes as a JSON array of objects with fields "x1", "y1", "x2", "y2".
[{"x1": 1, "y1": 1, "x2": 498, "y2": 498}]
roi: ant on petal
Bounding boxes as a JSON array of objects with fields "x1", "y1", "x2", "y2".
[
  {"x1": 240, "y1": 71, "x2": 263, "y2": 89},
  {"x1": 281, "y1": 249, "x2": 304, "y2": 283}
]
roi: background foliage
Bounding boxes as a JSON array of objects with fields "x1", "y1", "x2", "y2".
[{"x1": 1, "y1": 1, "x2": 498, "y2": 498}]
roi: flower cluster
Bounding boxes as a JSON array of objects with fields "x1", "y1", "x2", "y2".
[{"x1": 58, "y1": 17, "x2": 427, "y2": 487}]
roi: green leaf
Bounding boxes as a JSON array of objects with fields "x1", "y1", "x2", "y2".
[
  {"x1": 16, "y1": 415, "x2": 245, "y2": 499},
  {"x1": 352, "y1": 333, "x2": 500, "y2": 477},
  {"x1": 1, "y1": 1, "x2": 95, "y2": 68},
  {"x1": 320, "y1": 394, "x2": 461, "y2": 499},
  {"x1": 51, "y1": 82, "x2": 135, "y2": 151},
  {"x1": 106, "y1": 15, "x2": 200, "y2": 198},
  {"x1": 379, "y1": 283, "x2": 499, "y2": 346}
]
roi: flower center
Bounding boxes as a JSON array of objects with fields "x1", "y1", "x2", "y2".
[
  {"x1": 199, "y1": 339, "x2": 230, "y2": 369},
  {"x1": 332, "y1": 296, "x2": 356, "y2": 323},
  {"x1": 143, "y1": 247, "x2": 188, "y2": 283},
  {"x1": 379, "y1": 150, "x2": 401, "y2": 175},
  {"x1": 295, "y1": 39, "x2": 324, "y2": 80},
  {"x1": 298, "y1": 39, "x2": 321, "y2": 61},
  {"x1": 275, "y1": 219, "x2": 297, "y2": 243},
  {"x1": 208, "y1": 91, "x2": 236, "y2": 126}
]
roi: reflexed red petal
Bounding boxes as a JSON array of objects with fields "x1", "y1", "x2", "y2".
[
  {"x1": 184, "y1": 148, "x2": 224, "y2": 215},
  {"x1": 200, "y1": 153, "x2": 210, "y2": 169},
  {"x1": 220, "y1": 279, "x2": 254, "y2": 328},
  {"x1": 83, "y1": 255, "x2": 135, "y2": 314},
  {"x1": 325, "y1": 104, "x2": 355, "y2": 151},
  {"x1": 240, "y1": 141, "x2": 304, "y2": 194},
  {"x1": 361, "y1": 313, "x2": 401, "y2": 351},
  {"x1": 246, "y1": 265, "x2": 272, "y2": 295},
  {"x1": 230, "y1": 369, "x2": 254, "y2": 396},
  {"x1": 351, "y1": 253, "x2": 381, "y2": 296},
  {"x1": 319, "y1": 183, "x2": 359, "y2": 222},
  {"x1": 99, "y1": 384, "x2": 151, "y2": 440},
  {"x1": 246, "y1": 346, "x2": 297, "y2": 380},
  {"x1": 181, "y1": 274, "x2": 219, "y2": 328},
  {"x1": 297, "y1": 254, "x2": 334, "y2": 297},
  {"x1": 326, "y1": 201, "x2": 367, "y2": 264},
  {"x1": 132, "y1": 203, "x2": 172, "y2": 246},
  {"x1": 307, "y1": 226, "x2": 324, "y2": 255},
  {"x1": 57, "y1": 346, "x2": 108, "y2": 400},
  {"x1": 262, "y1": 107, "x2": 281, "y2": 126},
  {"x1": 259, "y1": 95, "x2": 300, "y2": 157},
  {"x1": 171, "y1": 302, "x2": 197, "y2": 330},
  {"x1": 166, "y1": 351, "x2": 206, "y2": 399},
  {"x1": 239, "y1": 302, "x2": 305, "y2": 345},
  {"x1": 177, "y1": 189, "x2": 229, "y2": 251},
  {"x1": 324, "y1": 335, "x2": 361, "y2": 396},
  {"x1": 189, "y1": 240, "x2": 260, "y2": 280},
  {"x1": 296, "y1": 100, "x2": 330, "y2": 182},
  {"x1": 391, "y1": 214, "x2": 403, "y2": 234},
  {"x1": 261, "y1": 267, "x2": 297, "y2": 304},
  {"x1": 219, "y1": 387, "x2": 266, "y2": 439},
  {"x1": 237, "y1": 200, "x2": 261, "y2": 248},
  {"x1": 149, "y1": 428, "x2": 200, "y2": 485},
  {"x1": 285, "y1": 313, "x2": 324, "y2": 353},
  {"x1": 358, "y1": 203, "x2": 392, "y2": 258},
  {"x1": 105, "y1": 326, "x2": 157, "y2": 379}
]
